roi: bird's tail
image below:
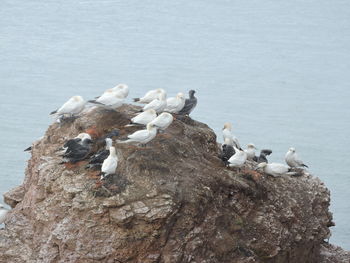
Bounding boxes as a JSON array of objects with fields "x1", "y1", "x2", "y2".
[
  {"x1": 116, "y1": 139, "x2": 133, "y2": 144},
  {"x1": 133, "y1": 98, "x2": 140, "y2": 102},
  {"x1": 50, "y1": 110, "x2": 57, "y2": 115},
  {"x1": 302, "y1": 164, "x2": 309, "y2": 168},
  {"x1": 88, "y1": 100, "x2": 105, "y2": 105}
]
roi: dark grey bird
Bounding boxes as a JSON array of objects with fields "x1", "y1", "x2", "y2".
[
  {"x1": 253, "y1": 149, "x2": 272, "y2": 163},
  {"x1": 87, "y1": 138, "x2": 113, "y2": 168},
  {"x1": 178, "y1": 90, "x2": 197, "y2": 115},
  {"x1": 61, "y1": 138, "x2": 93, "y2": 164},
  {"x1": 100, "y1": 129, "x2": 120, "y2": 140},
  {"x1": 220, "y1": 144, "x2": 236, "y2": 165}
]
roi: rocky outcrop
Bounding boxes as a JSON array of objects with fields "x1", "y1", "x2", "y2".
[{"x1": 0, "y1": 105, "x2": 348, "y2": 262}]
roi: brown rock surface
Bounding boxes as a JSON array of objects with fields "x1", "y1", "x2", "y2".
[{"x1": 0, "y1": 104, "x2": 348, "y2": 262}]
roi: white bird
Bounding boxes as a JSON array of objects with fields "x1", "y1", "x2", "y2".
[
  {"x1": 222, "y1": 123, "x2": 241, "y2": 149},
  {"x1": 142, "y1": 91, "x2": 167, "y2": 113},
  {"x1": 101, "y1": 146, "x2": 118, "y2": 179},
  {"x1": 50, "y1": 96, "x2": 86, "y2": 118},
  {"x1": 129, "y1": 109, "x2": 157, "y2": 126},
  {"x1": 228, "y1": 147, "x2": 247, "y2": 168},
  {"x1": 257, "y1": 162, "x2": 291, "y2": 177},
  {"x1": 117, "y1": 123, "x2": 158, "y2": 145},
  {"x1": 89, "y1": 90, "x2": 124, "y2": 110},
  {"x1": 112, "y1": 83, "x2": 129, "y2": 98},
  {"x1": 244, "y1": 143, "x2": 257, "y2": 160},
  {"x1": 150, "y1": 112, "x2": 174, "y2": 131},
  {"x1": 134, "y1": 88, "x2": 166, "y2": 104},
  {"x1": 164, "y1": 93, "x2": 186, "y2": 113},
  {"x1": 285, "y1": 148, "x2": 308, "y2": 168},
  {"x1": 0, "y1": 204, "x2": 9, "y2": 224}
]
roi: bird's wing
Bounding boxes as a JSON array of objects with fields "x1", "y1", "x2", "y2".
[
  {"x1": 57, "y1": 98, "x2": 78, "y2": 114},
  {"x1": 165, "y1": 98, "x2": 177, "y2": 109},
  {"x1": 128, "y1": 129, "x2": 150, "y2": 141},
  {"x1": 179, "y1": 98, "x2": 197, "y2": 114},
  {"x1": 97, "y1": 94, "x2": 122, "y2": 106},
  {"x1": 143, "y1": 99, "x2": 161, "y2": 111},
  {"x1": 141, "y1": 90, "x2": 158, "y2": 101}
]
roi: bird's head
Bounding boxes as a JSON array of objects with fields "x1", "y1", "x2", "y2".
[
  {"x1": 177, "y1": 93, "x2": 185, "y2": 100},
  {"x1": 247, "y1": 143, "x2": 257, "y2": 150},
  {"x1": 289, "y1": 147, "x2": 296, "y2": 153},
  {"x1": 256, "y1": 162, "x2": 267, "y2": 170},
  {"x1": 189, "y1": 90, "x2": 196, "y2": 97},
  {"x1": 223, "y1": 122, "x2": 232, "y2": 130}
]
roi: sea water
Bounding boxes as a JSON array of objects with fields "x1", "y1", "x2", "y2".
[{"x1": 0, "y1": 0, "x2": 349, "y2": 249}]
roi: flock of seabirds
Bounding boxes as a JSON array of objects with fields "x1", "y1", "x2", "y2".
[{"x1": 0, "y1": 83, "x2": 309, "y2": 225}]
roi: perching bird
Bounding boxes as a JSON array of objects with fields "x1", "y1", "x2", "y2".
[
  {"x1": 149, "y1": 112, "x2": 173, "y2": 131},
  {"x1": 178, "y1": 90, "x2": 197, "y2": 115},
  {"x1": 222, "y1": 122, "x2": 241, "y2": 149},
  {"x1": 164, "y1": 93, "x2": 186, "y2": 113},
  {"x1": 142, "y1": 91, "x2": 167, "y2": 113},
  {"x1": 220, "y1": 140, "x2": 235, "y2": 165},
  {"x1": 228, "y1": 146, "x2": 247, "y2": 168},
  {"x1": 101, "y1": 146, "x2": 118, "y2": 179},
  {"x1": 134, "y1": 88, "x2": 166, "y2": 104},
  {"x1": 257, "y1": 162, "x2": 291, "y2": 177},
  {"x1": 89, "y1": 90, "x2": 124, "y2": 110},
  {"x1": 50, "y1": 96, "x2": 86, "y2": 118},
  {"x1": 285, "y1": 147, "x2": 308, "y2": 168},
  {"x1": 117, "y1": 123, "x2": 158, "y2": 145},
  {"x1": 58, "y1": 133, "x2": 92, "y2": 154},
  {"x1": 62, "y1": 138, "x2": 93, "y2": 163},
  {"x1": 254, "y1": 149, "x2": 273, "y2": 163},
  {"x1": 244, "y1": 143, "x2": 258, "y2": 160},
  {"x1": 0, "y1": 204, "x2": 8, "y2": 224},
  {"x1": 88, "y1": 138, "x2": 113, "y2": 168},
  {"x1": 129, "y1": 109, "x2": 157, "y2": 126},
  {"x1": 112, "y1": 83, "x2": 129, "y2": 98}
]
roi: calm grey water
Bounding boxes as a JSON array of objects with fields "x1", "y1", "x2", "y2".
[{"x1": 1, "y1": 0, "x2": 349, "y2": 249}]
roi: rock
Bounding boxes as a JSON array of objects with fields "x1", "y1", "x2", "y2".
[
  {"x1": 319, "y1": 243, "x2": 350, "y2": 263},
  {"x1": 3, "y1": 185, "x2": 25, "y2": 208},
  {"x1": 0, "y1": 104, "x2": 348, "y2": 263}
]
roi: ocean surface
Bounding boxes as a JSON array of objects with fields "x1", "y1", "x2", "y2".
[{"x1": 0, "y1": 0, "x2": 349, "y2": 249}]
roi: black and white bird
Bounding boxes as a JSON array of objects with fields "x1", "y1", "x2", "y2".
[
  {"x1": 50, "y1": 96, "x2": 86, "y2": 119},
  {"x1": 257, "y1": 162, "x2": 292, "y2": 177},
  {"x1": 101, "y1": 146, "x2": 118, "y2": 180},
  {"x1": 142, "y1": 91, "x2": 167, "y2": 113},
  {"x1": 253, "y1": 149, "x2": 272, "y2": 163},
  {"x1": 244, "y1": 143, "x2": 258, "y2": 160},
  {"x1": 117, "y1": 123, "x2": 158, "y2": 145},
  {"x1": 149, "y1": 112, "x2": 173, "y2": 131},
  {"x1": 128, "y1": 109, "x2": 157, "y2": 126},
  {"x1": 88, "y1": 138, "x2": 113, "y2": 168},
  {"x1": 134, "y1": 88, "x2": 166, "y2": 104},
  {"x1": 222, "y1": 122, "x2": 241, "y2": 149},
  {"x1": 285, "y1": 147, "x2": 308, "y2": 168},
  {"x1": 227, "y1": 146, "x2": 247, "y2": 168},
  {"x1": 220, "y1": 141, "x2": 235, "y2": 165},
  {"x1": 61, "y1": 138, "x2": 93, "y2": 163},
  {"x1": 89, "y1": 89, "x2": 124, "y2": 110},
  {"x1": 0, "y1": 204, "x2": 8, "y2": 224},
  {"x1": 164, "y1": 93, "x2": 186, "y2": 113},
  {"x1": 178, "y1": 90, "x2": 197, "y2": 115},
  {"x1": 59, "y1": 133, "x2": 92, "y2": 154},
  {"x1": 112, "y1": 84, "x2": 129, "y2": 98}
]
